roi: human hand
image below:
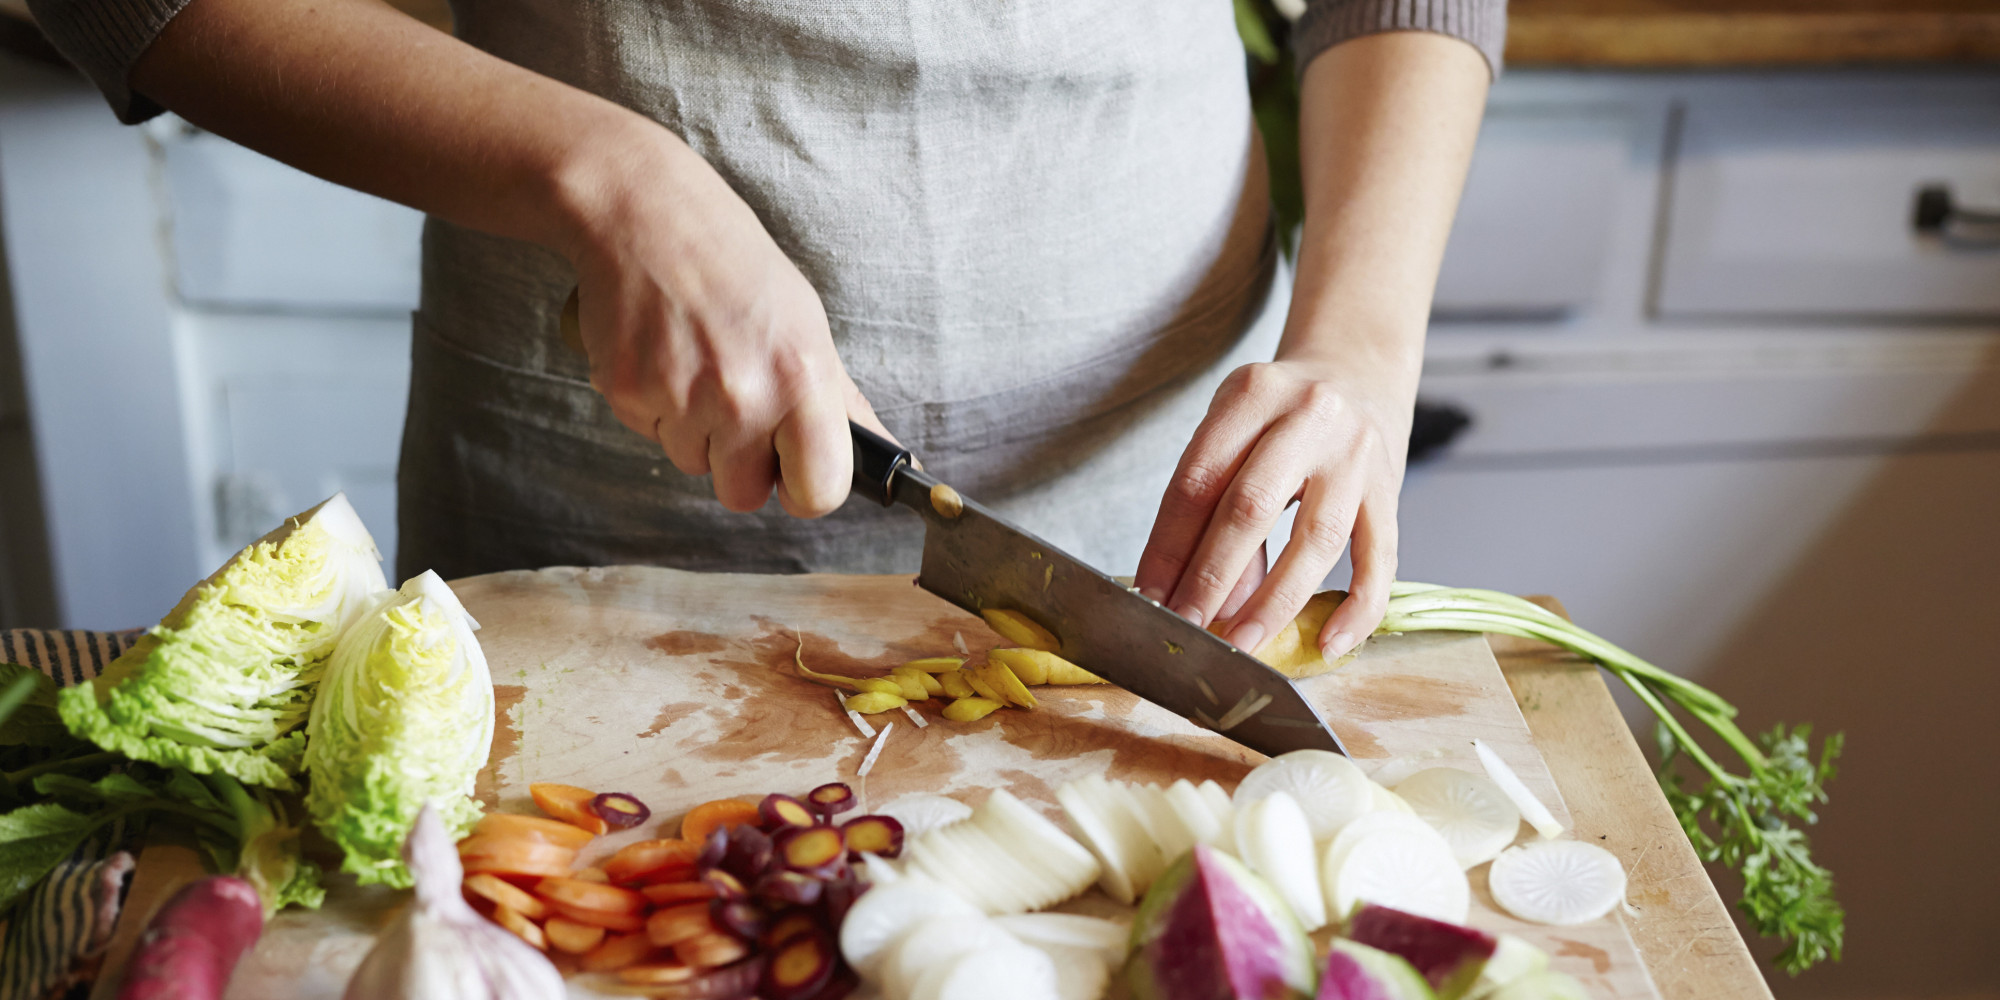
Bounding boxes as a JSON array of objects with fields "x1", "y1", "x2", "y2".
[
  {"x1": 1132, "y1": 359, "x2": 1411, "y2": 662},
  {"x1": 563, "y1": 137, "x2": 892, "y2": 517}
]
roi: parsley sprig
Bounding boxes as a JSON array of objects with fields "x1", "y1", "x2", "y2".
[{"x1": 1378, "y1": 583, "x2": 1845, "y2": 974}]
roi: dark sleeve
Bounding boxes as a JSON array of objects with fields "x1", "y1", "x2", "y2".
[
  {"x1": 1292, "y1": 0, "x2": 1509, "y2": 79},
  {"x1": 24, "y1": 0, "x2": 197, "y2": 123}
]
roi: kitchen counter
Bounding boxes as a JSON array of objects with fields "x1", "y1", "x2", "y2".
[{"x1": 1507, "y1": 0, "x2": 2000, "y2": 67}]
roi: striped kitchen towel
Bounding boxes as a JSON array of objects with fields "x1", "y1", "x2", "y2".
[{"x1": 0, "y1": 628, "x2": 142, "y2": 1000}]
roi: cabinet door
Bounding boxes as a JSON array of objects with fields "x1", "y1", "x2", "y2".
[{"x1": 1657, "y1": 99, "x2": 2000, "y2": 319}]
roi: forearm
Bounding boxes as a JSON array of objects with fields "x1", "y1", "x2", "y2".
[
  {"x1": 130, "y1": 0, "x2": 683, "y2": 257},
  {"x1": 1282, "y1": 31, "x2": 1491, "y2": 407}
]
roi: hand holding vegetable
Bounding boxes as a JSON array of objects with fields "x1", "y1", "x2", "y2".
[
  {"x1": 562, "y1": 133, "x2": 893, "y2": 518},
  {"x1": 1134, "y1": 357, "x2": 1411, "y2": 662}
]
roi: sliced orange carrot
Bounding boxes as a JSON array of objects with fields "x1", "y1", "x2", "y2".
[
  {"x1": 640, "y1": 881, "x2": 719, "y2": 906},
  {"x1": 530, "y1": 783, "x2": 611, "y2": 835},
  {"x1": 535, "y1": 876, "x2": 647, "y2": 915},
  {"x1": 457, "y1": 836, "x2": 577, "y2": 878},
  {"x1": 604, "y1": 838, "x2": 701, "y2": 884},
  {"x1": 545, "y1": 899, "x2": 647, "y2": 933},
  {"x1": 579, "y1": 932, "x2": 656, "y2": 973},
  {"x1": 618, "y1": 962, "x2": 698, "y2": 985},
  {"x1": 463, "y1": 873, "x2": 548, "y2": 919},
  {"x1": 476, "y1": 812, "x2": 596, "y2": 850},
  {"x1": 678, "y1": 799, "x2": 761, "y2": 845},
  {"x1": 672, "y1": 932, "x2": 750, "y2": 970},
  {"x1": 493, "y1": 903, "x2": 546, "y2": 950},
  {"x1": 544, "y1": 915, "x2": 607, "y2": 955},
  {"x1": 645, "y1": 902, "x2": 718, "y2": 947}
]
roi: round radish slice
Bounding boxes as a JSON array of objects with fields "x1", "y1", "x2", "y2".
[
  {"x1": 875, "y1": 794, "x2": 974, "y2": 840},
  {"x1": 1105, "y1": 782, "x2": 1170, "y2": 888},
  {"x1": 1395, "y1": 767, "x2": 1522, "y2": 869},
  {"x1": 1231, "y1": 791, "x2": 1328, "y2": 931},
  {"x1": 1322, "y1": 811, "x2": 1441, "y2": 876},
  {"x1": 910, "y1": 941, "x2": 1060, "y2": 1000},
  {"x1": 879, "y1": 913, "x2": 1016, "y2": 1000},
  {"x1": 1233, "y1": 750, "x2": 1373, "y2": 842},
  {"x1": 993, "y1": 913, "x2": 1130, "y2": 966},
  {"x1": 1368, "y1": 782, "x2": 1415, "y2": 815},
  {"x1": 1323, "y1": 824, "x2": 1469, "y2": 924},
  {"x1": 837, "y1": 876, "x2": 980, "y2": 976},
  {"x1": 950, "y1": 820, "x2": 1044, "y2": 915},
  {"x1": 1487, "y1": 840, "x2": 1627, "y2": 926}
]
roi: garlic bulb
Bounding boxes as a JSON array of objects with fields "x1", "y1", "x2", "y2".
[{"x1": 343, "y1": 803, "x2": 564, "y2": 1000}]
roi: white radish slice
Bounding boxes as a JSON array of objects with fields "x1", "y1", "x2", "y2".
[
  {"x1": 1395, "y1": 767, "x2": 1523, "y2": 869},
  {"x1": 1231, "y1": 791, "x2": 1328, "y2": 931},
  {"x1": 1138, "y1": 783, "x2": 1199, "y2": 864},
  {"x1": 1322, "y1": 811, "x2": 1442, "y2": 876},
  {"x1": 1016, "y1": 941, "x2": 1112, "y2": 1000},
  {"x1": 1198, "y1": 779, "x2": 1237, "y2": 853},
  {"x1": 905, "y1": 828, "x2": 1010, "y2": 915},
  {"x1": 1233, "y1": 750, "x2": 1373, "y2": 842},
  {"x1": 976, "y1": 789, "x2": 1102, "y2": 905},
  {"x1": 1487, "y1": 840, "x2": 1627, "y2": 926},
  {"x1": 877, "y1": 794, "x2": 974, "y2": 840},
  {"x1": 952, "y1": 812, "x2": 1048, "y2": 916},
  {"x1": 911, "y1": 942, "x2": 1060, "y2": 1000},
  {"x1": 993, "y1": 913, "x2": 1131, "y2": 965},
  {"x1": 859, "y1": 853, "x2": 905, "y2": 885},
  {"x1": 1163, "y1": 779, "x2": 1226, "y2": 850},
  {"x1": 1368, "y1": 782, "x2": 1416, "y2": 815},
  {"x1": 878, "y1": 913, "x2": 1016, "y2": 1000},
  {"x1": 1106, "y1": 782, "x2": 1171, "y2": 888},
  {"x1": 1473, "y1": 738, "x2": 1565, "y2": 840},
  {"x1": 1323, "y1": 825, "x2": 1469, "y2": 924},
  {"x1": 839, "y1": 876, "x2": 981, "y2": 976},
  {"x1": 1057, "y1": 779, "x2": 1139, "y2": 905}
]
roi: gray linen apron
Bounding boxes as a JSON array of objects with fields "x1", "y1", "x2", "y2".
[{"x1": 396, "y1": 0, "x2": 1283, "y2": 582}]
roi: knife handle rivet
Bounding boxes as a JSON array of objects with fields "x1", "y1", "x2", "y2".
[{"x1": 929, "y1": 483, "x2": 965, "y2": 519}]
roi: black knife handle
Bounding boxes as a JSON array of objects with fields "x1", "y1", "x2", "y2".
[{"x1": 851, "y1": 421, "x2": 911, "y2": 507}]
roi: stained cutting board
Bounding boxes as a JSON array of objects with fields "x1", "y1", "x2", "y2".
[{"x1": 223, "y1": 566, "x2": 1660, "y2": 1000}]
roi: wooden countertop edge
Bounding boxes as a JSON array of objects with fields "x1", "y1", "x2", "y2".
[
  {"x1": 1493, "y1": 598, "x2": 1771, "y2": 1000},
  {"x1": 1507, "y1": 12, "x2": 2000, "y2": 67}
]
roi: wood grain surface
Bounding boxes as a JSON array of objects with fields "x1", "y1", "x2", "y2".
[
  {"x1": 210, "y1": 567, "x2": 1658, "y2": 999},
  {"x1": 1491, "y1": 599, "x2": 1769, "y2": 1000},
  {"x1": 1508, "y1": 0, "x2": 2000, "y2": 66}
]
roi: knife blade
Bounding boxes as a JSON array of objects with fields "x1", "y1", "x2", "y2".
[{"x1": 850, "y1": 422, "x2": 1348, "y2": 759}]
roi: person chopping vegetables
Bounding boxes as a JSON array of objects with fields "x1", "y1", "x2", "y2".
[{"x1": 31, "y1": 0, "x2": 1499, "y2": 660}]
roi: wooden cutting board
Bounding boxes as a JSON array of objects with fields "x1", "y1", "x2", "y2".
[{"x1": 223, "y1": 566, "x2": 1660, "y2": 1000}]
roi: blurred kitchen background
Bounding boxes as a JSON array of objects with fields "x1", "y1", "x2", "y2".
[{"x1": 0, "y1": 1, "x2": 1994, "y2": 997}]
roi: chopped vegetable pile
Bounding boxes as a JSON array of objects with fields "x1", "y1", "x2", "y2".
[{"x1": 454, "y1": 780, "x2": 895, "y2": 998}]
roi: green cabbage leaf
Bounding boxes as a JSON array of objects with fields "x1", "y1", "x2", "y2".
[
  {"x1": 306, "y1": 570, "x2": 492, "y2": 887},
  {"x1": 59, "y1": 495, "x2": 388, "y2": 790}
]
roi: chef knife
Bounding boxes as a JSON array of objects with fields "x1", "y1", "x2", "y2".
[
  {"x1": 851, "y1": 422, "x2": 1349, "y2": 759},
  {"x1": 556, "y1": 292, "x2": 1346, "y2": 758}
]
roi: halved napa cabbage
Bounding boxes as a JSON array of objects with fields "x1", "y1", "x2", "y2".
[
  {"x1": 305, "y1": 570, "x2": 493, "y2": 887},
  {"x1": 59, "y1": 494, "x2": 387, "y2": 789}
]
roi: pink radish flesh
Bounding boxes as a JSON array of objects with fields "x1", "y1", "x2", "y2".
[
  {"x1": 1127, "y1": 845, "x2": 1312, "y2": 1000},
  {"x1": 1343, "y1": 904, "x2": 1496, "y2": 995},
  {"x1": 116, "y1": 876, "x2": 264, "y2": 1000}
]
